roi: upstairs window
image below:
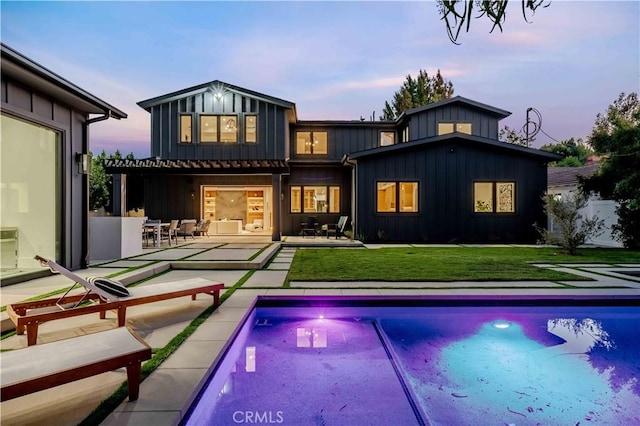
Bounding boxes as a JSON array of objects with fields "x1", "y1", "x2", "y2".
[
  {"x1": 180, "y1": 115, "x2": 193, "y2": 143},
  {"x1": 380, "y1": 131, "x2": 395, "y2": 146},
  {"x1": 245, "y1": 115, "x2": 257, "y2": 143},
  {"x1": 474, "y1": 181, "x2": 515, "y2": 213},
  {"x1": 296, "y1": 131, "x2": 327, "y2": 154},
  {"x1": 438, "y1": 122, "x2": 472, "y2": 135},
  {"x1": 402, "y1": 126, "x2": 410, "y2": 142},
  {"x1": 198, "y1": 115, "x2": 238, "y2": 143}
]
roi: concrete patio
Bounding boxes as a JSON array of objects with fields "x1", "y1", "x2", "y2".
[{"x1": 1, "y1": 239, "x2": 639, "y2": 425}]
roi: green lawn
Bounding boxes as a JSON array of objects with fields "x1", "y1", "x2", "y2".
[{"x1": 288, "y1": 247, "x2": 640, "y2": 282}]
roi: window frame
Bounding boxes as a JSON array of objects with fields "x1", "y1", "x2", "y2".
[
  {"x1": 376, "y1": 181, "x2": 419, "y2": 213},
  {"x1": 200, "y1": 115, "x2": 218, "y2": 143},
  {"x1": 290, "y1": 185, "x2": 340, "y2": 214},
  {"x1": 473, "y1": 181, "x2": 516, "y2": 214},
  {"x1": 245, "y1": 114, "x2": 257, "y2": 143},
  {"x1": 180, "y1": 114, "x2": 193, "y2": 143},
  {"x1": 196, "y1": 114, "x2": 242, "y2": 143},
  {"x1": 380, "y1": 131, "x2": 395, "y2": 147},
  {"x1": 437, "y1": 122, "x2": 472, "y2": 136},
  {"x1": 296, "y1": 131, "x2": 328, "y2": 155}
]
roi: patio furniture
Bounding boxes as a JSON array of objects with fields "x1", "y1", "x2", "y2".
[
  {"x1": 160, "y1": 219, "x2": 180, "y2": 245},
  {"x1": 0, "y1": 327, "x2": 151, "y2": 401},
  {"x1": 327, "y1": 216, "x2": 349, "y2": 239},
  {"x1": 215, "y1": 219, "x2": 242, "y2": 234},
  {"x1": 193, "y1": 219, "x2": 211, "y2": 237},
  {"x1": 176, "y1": 219, "x2": 197, "y2": 240},
  {"x1": 6, "y1": 256, "x2": 225, "y2": 346},
  {"x1": 301, "y1": 217, "x2": 318, "y2": 238}
]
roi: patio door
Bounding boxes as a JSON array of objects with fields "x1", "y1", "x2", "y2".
[{"x1": 200, "y1": 185, "x2": 272, "y2": 231}]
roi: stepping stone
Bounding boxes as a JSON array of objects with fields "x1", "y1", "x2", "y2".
[
  {"x1": 242, "y1": 271, "x2": 288, "y2": 288},
  {"x1": 187, "y1": 249, "x2": 259, "y2": 261}
]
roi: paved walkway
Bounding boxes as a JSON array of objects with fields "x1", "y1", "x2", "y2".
[{"x1": 1, "y1": 240, "x2": 638, "y2": 425}]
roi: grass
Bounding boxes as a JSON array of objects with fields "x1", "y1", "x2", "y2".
[{"x1": 288, "y1": 247, "x2": 640, "y2": 282}]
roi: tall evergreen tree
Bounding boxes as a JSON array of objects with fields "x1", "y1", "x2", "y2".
[{"x1": 381, "y1": 69, "x2": 454, "y2": 120}]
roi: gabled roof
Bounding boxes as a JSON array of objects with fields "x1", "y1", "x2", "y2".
[
  {"x1": 401, "y1": 96, "x2": 511, "y2": 120},
  {"x1": 1, "y1": 43, "x2": 127, "y2": 119},
  {"x1": 547, "y1": 163, "x2": 600, "y2": 188},
  {"x1": 137, "y1": 79, "x2": 296, "y2": 112},
  {"x1": 347, "y1": 133, "x2": 563, "y2": 162}
]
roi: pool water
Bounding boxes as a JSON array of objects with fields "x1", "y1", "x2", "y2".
[{"x1": 180, "y1": 298, "x2": 639, "y2": 425}]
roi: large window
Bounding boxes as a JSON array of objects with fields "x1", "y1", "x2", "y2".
[
  {"x1": 438, "y1": 122, "x2": 472, "y2": 135},
  {"x1": 380, "y1": 131, "x2": 395, "y2": 146},
  {"x1": 290, "y1": 185, "x2": 340, "y2": 213},
  {"x1": 377, "y1": 182, "x2": 418, "y2": 213},
  {"x1": 198, "y1": 114, "x2": 238, "y2": 143},
  {"x1": 1, "y1": 114, "x2": 60, "y2": 273},
  {"x1": 245, "y1": 115, "x2": 257, "y2": 143},
  {"x1": 474, "y1": 182, "x2": 515, "y2": 213},
  {"x1": 296, "y1": 131, "x2": 327, "y2": 154},
  {"x1": 180, "y1": 114, "x2": 193, "y2": 143}
]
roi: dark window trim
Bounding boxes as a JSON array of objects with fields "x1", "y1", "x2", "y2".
[
  {"x1": 179, "y1": 113, "x2": 194, "y2": 144},
  {"x1": 376, "y1": 180, "x2": 419, "y2": 214},
  {"x1": 244, "y1": 113, "x2": 258, "y2": 144},
  {"x1": 290, "y1": 184, "x2": 341, "y2": 214},
  {"x1": 379, "y1": 130, "x2": 396, "y2": 146},
  {"x1": 472, "y1": 180, "x2": 516, "y2": 215},
  {"x1": 195, "y1": 113, "x2": 240, "y2": 144},
  {"x1": 296, "y1": 130, "x2": 328, "y2": 155}
]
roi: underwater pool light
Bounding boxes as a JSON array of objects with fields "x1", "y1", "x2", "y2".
[{"x1": 493, "y1": 321, "x2": 510, "y2": 329}]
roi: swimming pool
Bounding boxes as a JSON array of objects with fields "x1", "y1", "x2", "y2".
[{"x1": 179, "y1": 296, "x2": 639, "y2": 425}]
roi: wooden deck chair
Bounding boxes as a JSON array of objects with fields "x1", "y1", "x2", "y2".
[{"x1": 6, "y1": 256, "x2": 225, "y2": 346}]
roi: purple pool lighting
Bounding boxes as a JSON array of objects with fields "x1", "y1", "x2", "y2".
[{"x1": 179, "y1": 297, "x2": 640, "y2": 426}]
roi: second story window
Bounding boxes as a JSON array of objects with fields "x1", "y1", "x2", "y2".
[
  {"x1": 199, "y1": 115, "x2": 238, "y2": 143},
  {"x1": 180, "y1": 114, "x2": 193, "y2": 143},
  {"x1": 438, "y1": 122, "x2": 472, "y2": 135},
  {"x1": 245, "y1": 115, "x2": 257, "y2": 143},
  {"x1": 296, "y1": 131, "x2": 327, "y2": 154},
  {"x1": 380, "y1": 131, "x2": 395, "y2": 146},
  {"x1": 402, "y1": 126, "x2": 410, "y2": 142}
]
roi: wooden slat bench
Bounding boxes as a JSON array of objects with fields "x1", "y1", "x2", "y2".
[{"x1": 1, "y1": 327, "x2": 151, "y2": 401}]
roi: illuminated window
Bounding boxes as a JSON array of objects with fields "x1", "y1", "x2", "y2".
[
  {"x1": 291, "y1": 186, "x2": 301, "y2": 213},
  {"x1": 200, "y1": 115, "x2": 218, "y2": 143},
  {"x1": 296, "y1": 131, "x2": 327, "y2": 154},
  {"x1": 329, "y1": 186, "x2": 340, "y2": 213},
  {"x1": 377, "y1": 182, "x2": 418, "y2": 213},
  {"x1": 474, "y1": 182, "x2": 515, "y2": 213},
  {"x1": 220, "y1": 115, "x2": 237, "y2": 143},
  {"x1": 380, "y1": 131, "x2": 395, "y2": 146},
  {"x1": 402, "y1": 126, "x2": 410, "y2": 142},
  {"x1": 290, "y1": 185, "x2": 340, "y2": 213},
  {"x1": 438, "y1": 122, "x2": 472, "y2": 135},
  {"x1": 437, "y1": 123, "x2": 454, "y2": 135},
  {"x1": 245, "y1": 115, "x2": 257, "y2": 143},
  {"x1": 377, "y1": 182, "x2": 396, "y2": 212},
  {"x1": 180, "y1": 115, "x2": 192, "y2": 143}
]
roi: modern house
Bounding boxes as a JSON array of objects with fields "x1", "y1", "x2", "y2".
[
  {"x1": 105, "y1": 80, "x2": 561, "y2": 243},
  {"x1": 0, "y1": 44, "x2": 127, "y2": 283}
]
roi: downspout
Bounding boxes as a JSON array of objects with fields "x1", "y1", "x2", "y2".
[
  {"x1": 81, "y1": 111, "x2": 113, "y2": 268},
  {"x1": 342, "y1": 155, "x2": 357, "y2": 240}
]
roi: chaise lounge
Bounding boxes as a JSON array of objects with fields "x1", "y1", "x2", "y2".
[
  {"x1": 6, "y1": 256, "x2": 225, "y2": 346},
  {"x1": 1, "y1": 327, "x2": 151, "y2": 401}
]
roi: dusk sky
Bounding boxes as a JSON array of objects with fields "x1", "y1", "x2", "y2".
[{"x1": 2, "y1": 1, "x2": 638, "y2": 158}]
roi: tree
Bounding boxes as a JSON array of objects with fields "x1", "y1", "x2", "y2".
[
  {"x1": 89, "y1": 150, "x2": 137, "y2": 212},
  {"x1": 381, "y1": 69, "x2": 454, "y2": 120},
  {"x1": 499, "y1": 125, "x2": 530, "y2": 147},
  {"x1": 534, "y1": 192, "x2": 604, "y2": 256},
  {"x1": 437, "y1": 0, "x2": 551, "y2": 44},
  {"x1": 540, "y1": 138, "x2": 594, "y2": 167},
  {"x1": 579, "y1": 92, "x2": 640, "y2": 248}
]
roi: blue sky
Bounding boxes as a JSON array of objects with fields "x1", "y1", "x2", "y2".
[{"x1": 2, "y1": 1, "x2": 638, "y2": 158}]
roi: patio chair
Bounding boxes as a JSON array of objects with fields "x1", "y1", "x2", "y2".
[
  {"x1": 160, "y1": 219, "x2": 180, "y2": 245},
  {"x1": 193, "y1": 219, "x2": 211, "y2": 237},
  {"x1": 6, "y1": 255, "x2": 224, "y2": 346},
  {"x1": 326, "y1": 216, "x2": 349, "y2": 239},
  {"x1": 176, "y1": 219, "x2": 196, "y2": 240},
  {"x1": 301, "y1": 216, "x2": 318, "y2": 238},
  {"x1": 143, "y1": 219, "x2": 161, "y2": 246}
]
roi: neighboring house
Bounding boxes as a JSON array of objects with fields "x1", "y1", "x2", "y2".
[
  {"x1": 105, "y1": 81, "x2": 561, "y2": 243},
  {"x1": 1, "y1": 44, "x2": 126, "y2": 284},
  {"x1": 547, "y1": 163, "x2": 622, "y2": 247}
]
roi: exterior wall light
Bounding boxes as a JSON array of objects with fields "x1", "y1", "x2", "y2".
[{"x1": 75, "y1": 152, "x2": 92, "y2": 174}]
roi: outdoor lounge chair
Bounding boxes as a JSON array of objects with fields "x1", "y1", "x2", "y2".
[
  {"x1": 6, "y1": 255, "x2": 224, "y2": 346},
  {"x1": 176, "y1": 219, "x2": 197, "y2": 240},
  {"x1": 193, "y1": 219, "x2": 211, "y2": 237},
  {"x1": 326, "y1": 215, "x2": 349, "y2": 239},
  {"x1": 301, "y1": 216, "x2": 318, "y2": 238},
  {"x1": 0, "y1": 327, "x2": 151, "y2": 401}
]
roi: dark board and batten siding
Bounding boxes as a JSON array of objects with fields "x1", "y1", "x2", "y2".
[
  {"x1": 408, "y1": 104, "x2": 501, "y2": 141},
  {"x1": 150, "y1": 90, "x2": 288, "y2": 161},
  {"x1": 355, "y1": 141, "x2": 548, "y2": 243}
]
